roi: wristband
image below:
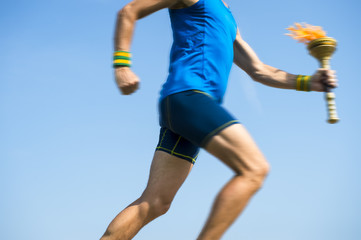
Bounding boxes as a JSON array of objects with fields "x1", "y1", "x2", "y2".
[
  {"x1": 296, "y1": 75, "x2": 311, "y2": 92},
  {"x1": 113, "y1": 51, "x2": 131, "y2": 67}
]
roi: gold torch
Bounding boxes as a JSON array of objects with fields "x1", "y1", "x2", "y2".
[{"x1": 287, "y1": 23, "x2": 339, "y2": 123}]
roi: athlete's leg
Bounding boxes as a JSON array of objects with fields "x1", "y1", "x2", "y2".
[
  {"x1": 100, "y1": 151, "x2": 193, "y2": 240},
  {"x1": 197, "y1": 124, "x2": 270, "y2": 240}
]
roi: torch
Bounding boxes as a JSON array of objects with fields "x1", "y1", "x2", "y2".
[{"x1": 287, "y1": 23, "x2": 339, "y2": 124}]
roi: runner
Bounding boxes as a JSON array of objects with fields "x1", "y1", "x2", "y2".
[{"x1": 101, "y1": 0, "x2": 337, "y2": 239}]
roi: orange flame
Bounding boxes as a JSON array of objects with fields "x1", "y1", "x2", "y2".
[{"x1": 286, "y1": 23, "x2": 327, "y2": 44}]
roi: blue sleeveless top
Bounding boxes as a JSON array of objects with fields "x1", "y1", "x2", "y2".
[{"x1": 160, "y1": 0, "x2": 237, "y2": 103}]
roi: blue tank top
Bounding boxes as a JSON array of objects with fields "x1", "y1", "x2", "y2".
[{"x1": 160, "y1": 0, "x2": 237, "y2": 103}]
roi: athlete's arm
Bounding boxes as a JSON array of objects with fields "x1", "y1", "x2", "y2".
[
  {"x1": 233, "y1": 29, "x2": 337, "y2": 92},
  {"x1": 114, "y1": 0, "x2": 183, "y2": 95}
]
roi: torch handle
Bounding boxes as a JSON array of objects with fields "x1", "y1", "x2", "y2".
[
  {"x1": 325, "y1": 92, "x2": 339, "y2": 123},
  {"x1": 321, "y1": 58, "x2": 339, "y2": 123}
]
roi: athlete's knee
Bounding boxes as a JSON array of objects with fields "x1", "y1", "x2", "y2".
[
  {"x1": 242, "y1": 159, "x2": 270, "y2": 190},
  {"x1": 230, "y1": 152, "x2": 270, "y2": 190},
  {"x1": 140, "y1": 194, "x2": 172, "y2": 219},
  {"x1": 150, "y1": 196, "x2": 172, "y2": 217}
]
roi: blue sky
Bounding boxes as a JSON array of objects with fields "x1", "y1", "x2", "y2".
[{"x1": 1, "y1": 0, "x2": 361, "y2": 239}]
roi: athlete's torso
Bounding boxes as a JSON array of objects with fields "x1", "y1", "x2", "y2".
[{"x1": 160, "y1": 0, "x2": 237, "y2": 103}]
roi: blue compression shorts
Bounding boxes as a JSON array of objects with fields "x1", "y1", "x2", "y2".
[{"x1": 156, "y1": 90, "x2": 240, "y2": 164}]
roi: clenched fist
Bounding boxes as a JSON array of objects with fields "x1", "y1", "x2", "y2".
[{"x1": 114, "y1": 67, "x2": 140, "y2": 95}]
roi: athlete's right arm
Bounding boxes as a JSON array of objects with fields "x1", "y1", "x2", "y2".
[{"x1": 114, "y1": 0, "x2": 181, "y2": 95}]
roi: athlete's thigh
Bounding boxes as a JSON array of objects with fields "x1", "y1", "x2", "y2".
[
  {"x1": 142, "y1": 150, "x2": 193, "y2": 200},
  {"x1": 204, "y1": 124, "x2": 268, "y2": 174}
]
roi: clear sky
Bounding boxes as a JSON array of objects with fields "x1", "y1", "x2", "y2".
[{"x1": 1, "y1": 0, "x2": 361, "y2": 239}]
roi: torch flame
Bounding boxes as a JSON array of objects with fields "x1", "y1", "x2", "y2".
[{"x1": 286, "y1": 23, "x2": 327, "y2": 44}]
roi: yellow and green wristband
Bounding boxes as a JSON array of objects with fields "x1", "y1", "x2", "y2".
[
  {"x1": 113, "y1": 51, "x2": 132, "y2": 68},
  {"x1": 296, "y1": 75, "x2": 311, "y2": 92}
]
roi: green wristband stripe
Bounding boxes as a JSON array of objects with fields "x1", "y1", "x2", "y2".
[
  {"x1": 113, "y1": 56, "x2": 131, "y2": 60},
  {"x1": 113, "y1": 63, "x2": 131, "y2": 67},
  {"x1": 114, "y1": 51, "x2": 131, "y2": 53},
  {"x1": 300, "y1": 75, "x2": 305, "y2": 91}
]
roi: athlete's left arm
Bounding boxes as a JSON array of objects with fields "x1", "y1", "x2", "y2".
[{"x1": 233, "y1": 29, "x2": 337, "y2": 92}]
